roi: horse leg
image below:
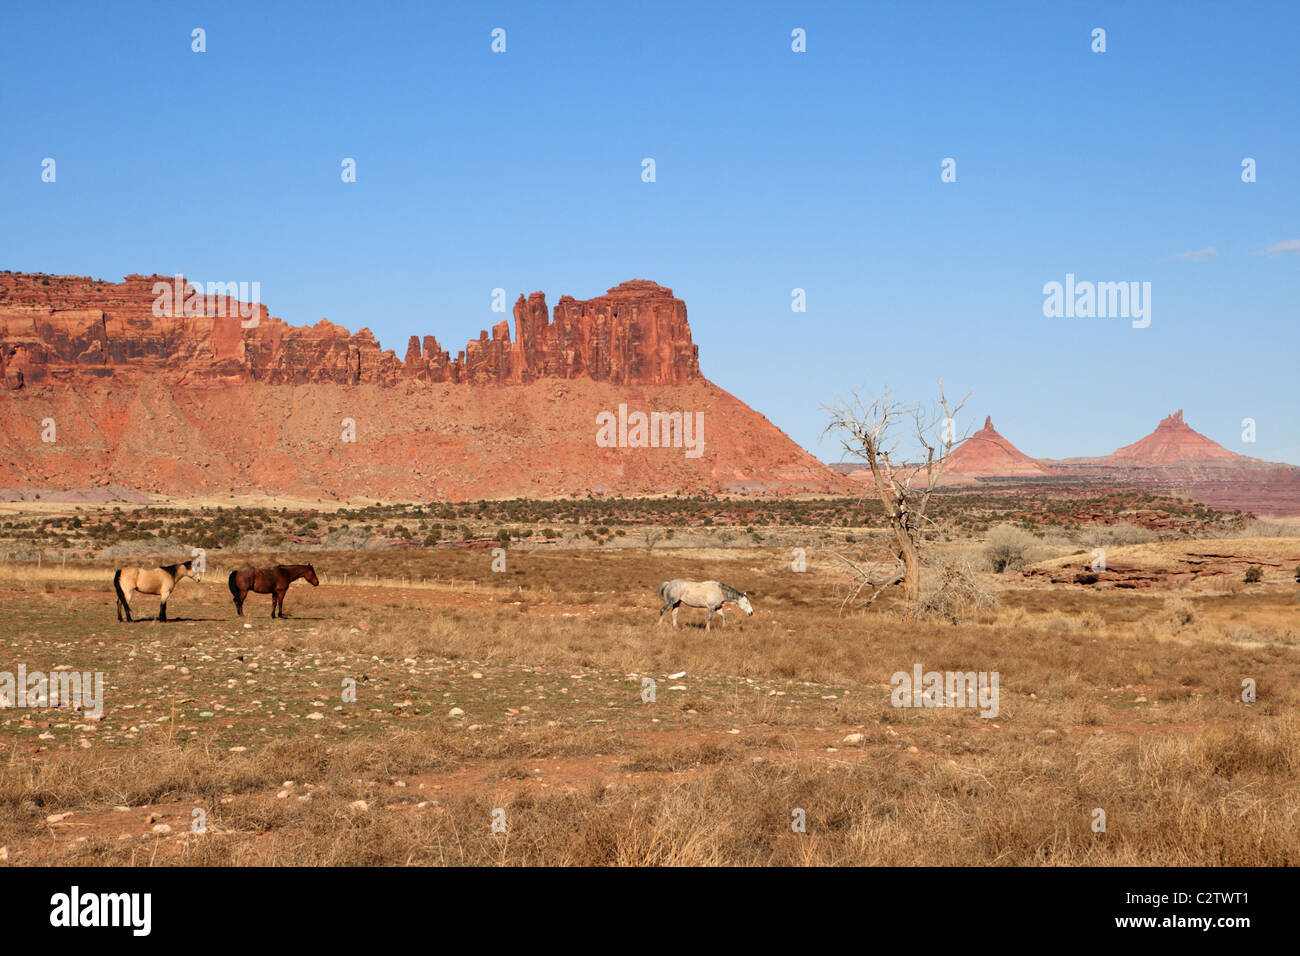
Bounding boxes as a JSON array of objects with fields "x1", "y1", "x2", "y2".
[
  {"x1": 234, "y1": 588, "x2": 244, "y2": 616},
  {"x1": 157, "y1": 583, "x2": 171, "y2": 622},
  {"x1": 278, "y1": 588, "x2": 289, "y2": 618},
  {"x1": 705, "y1": 607, "x2": 713, "y2": 632},
  {"x1": 272, "y1": 589, "x2": 283, "y2": 618},
  {"x1": 672, "y1": 604, "x2": 680, "y2": 629},
  {"x1": 717, "y1": 607, "x2": 727, "y2": 627}
]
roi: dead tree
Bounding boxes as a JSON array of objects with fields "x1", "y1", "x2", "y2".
[{"x1": 824, "y1": 381, "x2": 970, "y2": 610}]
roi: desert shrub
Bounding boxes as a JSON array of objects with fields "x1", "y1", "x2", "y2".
[
  {"x1": 1244, "y1": 566, "x2": 1263, "y2": 584},
  {"x1": 1082, "y1": 522, "x2": 1159, "y2": 548},
  {"x1": 1162, "y1": 597, "x2": 1196, "y2": 633},
  {"x1": 915, "y1": 556, "x2": 998, "y2": 623},
  {"x1": 983, "y1": 524, "x2": 1038, "y2": 573},
  {"x1": 1220, "y1": 518, "x2": 1300, "y2": 538}
]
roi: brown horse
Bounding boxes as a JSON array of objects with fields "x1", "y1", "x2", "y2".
[
  {"x1": 114, "y1": 561, "x2": 201, "y2": 622},
  {"x1": 228, "y1": 564, "x2": 319, "y2": 618}
]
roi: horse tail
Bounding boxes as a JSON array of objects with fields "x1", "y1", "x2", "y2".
[
  {"x1": 113, "y1": 568, "x2": 128, "y2": 610},
  {"x1": 658, "y1": 580, "x2": 670, "y2": 599},
  {"x1": 228, "y1": 570, "x2": 240, "y2": 601}
]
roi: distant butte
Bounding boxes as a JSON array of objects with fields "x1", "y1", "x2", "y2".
[
  {"x1": 927, "y1": 411, "x2": 1300, "y2": 514},
  {"x1": 940, "y1": 416, "x2": 1052, "y2": 480},
  {"x1": 1097, "y1": 409, "x2": 1241, "y2": 466}
]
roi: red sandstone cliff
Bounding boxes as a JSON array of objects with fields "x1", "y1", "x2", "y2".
[
  {"x1": 0, "y1": 273, "x2": 699, "y2": 389},
  {"x1": 0, "y1": 271, "x2": 849, "y2": 500}
]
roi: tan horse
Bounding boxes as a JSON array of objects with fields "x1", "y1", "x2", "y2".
[
  {"x1": 657, "y1": 579, "x2": 754, "y2": 631},
  {"x1": 114, "y1": 561, "x2": 200, "y2": 622}
]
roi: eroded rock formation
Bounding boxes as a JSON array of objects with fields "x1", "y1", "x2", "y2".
[
  {"x1": 0, "y1": 270, "x2": 850, "y2": 500},
  {"x1": 0, "y1": 273, "x2": 699, "y2": 389}
]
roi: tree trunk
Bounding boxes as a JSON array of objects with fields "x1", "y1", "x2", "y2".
[{"x1": 890, "y1": 515, "x2": 921, "y2": 604}]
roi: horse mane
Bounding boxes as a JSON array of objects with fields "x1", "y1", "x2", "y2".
[{"x1": 720, "y1": 583, "x2": 745, "y2": 602}]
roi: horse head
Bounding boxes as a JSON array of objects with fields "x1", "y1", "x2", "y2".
[
  {"x1": 183, "y1": 559, "x2": 202, "y2": 583},
  {"x1": 737, "y1": 593, "x2": 755, "y2": 616},
  {"x1": 305, "y1": 565, "x2": 320, "y2": 587}
]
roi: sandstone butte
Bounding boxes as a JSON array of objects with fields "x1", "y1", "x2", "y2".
[
  {"x1": 0, "y1": 272, "x2": 856, "y2": 500},
  {"x1": 936, "y1": 417, "x2": 1053, "y2": 482},
  {"x1": 939, "y1": 410, "x2": 1300, "y2": 515}
]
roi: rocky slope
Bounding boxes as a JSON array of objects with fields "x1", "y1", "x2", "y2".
[{"x1": 0, "y1": 272, "x2": 851, "y2": 499}]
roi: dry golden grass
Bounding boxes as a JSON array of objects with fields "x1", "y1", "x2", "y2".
[{"x1": 1, "y1": 536, "x2": 1297, "y2": 865}]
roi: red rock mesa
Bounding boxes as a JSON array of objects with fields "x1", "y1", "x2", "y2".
[{"x1": 0, "y1": 271, "x2": 851, "y2": 500}]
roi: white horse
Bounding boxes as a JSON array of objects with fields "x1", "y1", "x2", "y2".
[{"x1": 657, "y1": 579, "x2": 754, "y2": 631}]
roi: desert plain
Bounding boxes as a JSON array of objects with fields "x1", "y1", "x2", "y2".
[{"x1": 1, "y1": 493, "x2": 1296, "y2": 866}]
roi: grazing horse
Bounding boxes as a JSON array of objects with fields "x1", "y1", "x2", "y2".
[
  {"x1": 228, "y1": 564, "x2": 319, "y2": 618},
  {"x1": 114, "y1": 561, "x2": 201, "y2": 622},
  {"x1": 657, "y1": 579, "x2": 754, "y2": 631}
]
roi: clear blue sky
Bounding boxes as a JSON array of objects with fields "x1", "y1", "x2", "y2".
[{"x1": 3, "y1": 1, "x2": 1297, "y2": 463}]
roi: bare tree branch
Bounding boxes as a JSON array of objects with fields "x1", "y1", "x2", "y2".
[{"x1": 822, "y1": 380, "x2": 972, "y2": 609}]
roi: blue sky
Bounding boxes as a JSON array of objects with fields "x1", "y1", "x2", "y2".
[{"x1": 2, "y1": 1, "x2": 1297, "y2": 463}]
